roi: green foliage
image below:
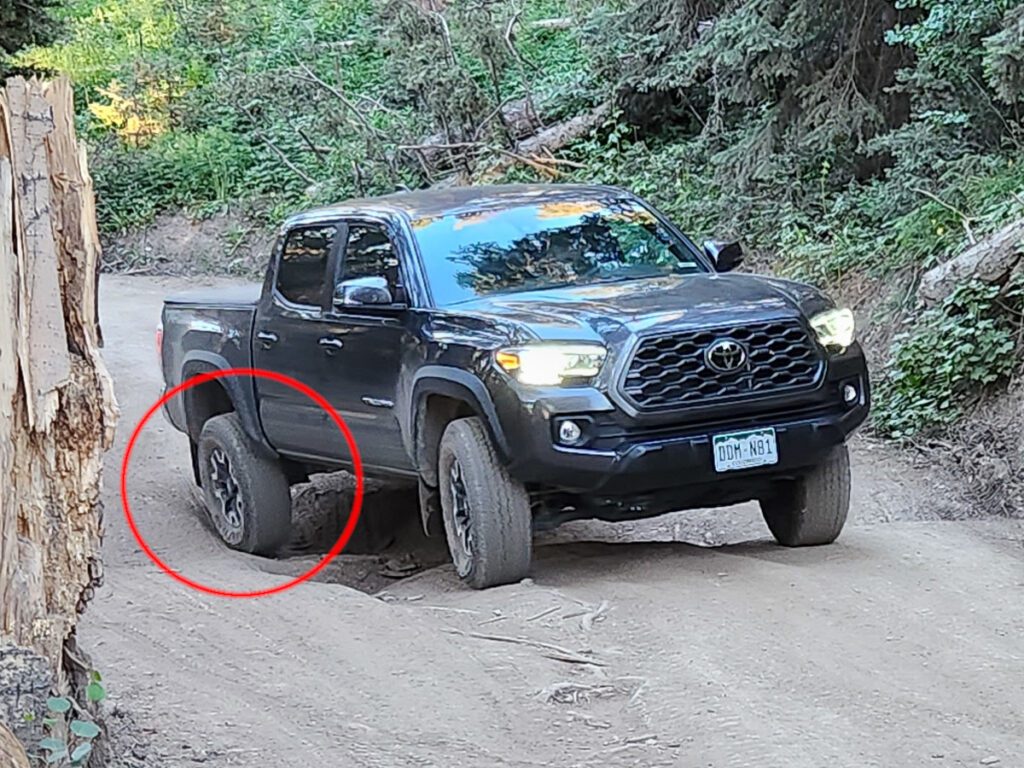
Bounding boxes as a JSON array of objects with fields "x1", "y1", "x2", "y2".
[
  {"x1": 34, "y1": 684, "x2": 104, "y2": 768},
  {"x1": 45, "y1": 698, "x2": 71, "y2": 714},
  {"x1": 778, "y1": 151, "x2": 1024, "y2": 285},
  {"x1": 874, "y1": 277, "x2": 1024, "y2": 437},
  {"x1": 20, "y1": 0, "x2": 598, "y2": 232},
  {"x1": 588, "y1": 0, "x2": 915, "y2": 188},
  {"x1": 85, "y1": 670, "x2": 107, "y2": 704},
  {"x1": 379, "y1": 0, "x2": 492, "y2": 144},
  {"x1": 15, "y1": 0, "x2": 181, "y2": 89},
  {"x1": 93, "y1": 127, "x2": 256, "y2": 230},
  {"x1": 888, "y1": 0, "x2": 1024, "y2": 122},
  {"x1": 983, "y1": 5, "x2": 1024, "y2": 104},
  {"x1": 0, "y1": 0, "x2": 62, "y2": 63}
]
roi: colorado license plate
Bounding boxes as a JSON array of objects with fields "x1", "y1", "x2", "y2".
[{"x1": 713, "y1": 428, "x2": 778, "y2": 472}]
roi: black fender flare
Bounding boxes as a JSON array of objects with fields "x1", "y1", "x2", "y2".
[
  {"x1": 180, "y1": 351, "x2": 276, "y2": 458},
  {"x1": 408, "y1": 366, "x2": 510, "y2": 487}
]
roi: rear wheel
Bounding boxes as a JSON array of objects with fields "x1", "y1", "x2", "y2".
[
  {"x1": 197, "y1": 413, "x2": 292, "y2": 555},
  {"x1": 438, "y1": 417, "x2": 531, "y2": 589},
  {"x1": 759, "y1": 443, "x2": 851, "y2": 547}
]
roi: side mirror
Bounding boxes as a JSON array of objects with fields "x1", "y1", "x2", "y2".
[
  {"x1": 703, "y1": 239, "x2": 744, "y2": 272},
  {"x1": 334, "y1": 276, "x2": 394, "y2": 308}
]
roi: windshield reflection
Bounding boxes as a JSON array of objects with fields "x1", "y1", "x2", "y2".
[{"x1": 413, "y1": 197, "x2": 706, "y2": 306}]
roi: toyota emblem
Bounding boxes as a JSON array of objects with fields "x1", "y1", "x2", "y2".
[{"x1": 705, "y1": 339, "x2": 747, "y2": 373}]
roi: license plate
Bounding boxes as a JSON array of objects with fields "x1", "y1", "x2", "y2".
[{"x1": 712, "y1": 428, "x2": 778, "y2": 472}]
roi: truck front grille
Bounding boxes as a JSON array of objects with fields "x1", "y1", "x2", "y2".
[{"x1": 620, "y1": 318, "x2": 823, "y2": 410}]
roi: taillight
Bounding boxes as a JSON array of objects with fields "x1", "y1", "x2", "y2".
[{"x1": 156, "y1": 323, "x2": 164, "y2": 362}]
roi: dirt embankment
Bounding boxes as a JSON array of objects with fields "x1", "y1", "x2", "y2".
[{"x1": 102, "y1": 212, "x2": 273, "y2": 277}]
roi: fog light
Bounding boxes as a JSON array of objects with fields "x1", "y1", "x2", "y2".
[
  {"x1": 842, "y1": 383, "x2": 859, "y2": 404},
  {"x1": 558, "y1": 420, "x2": 583, "y2": 445}
]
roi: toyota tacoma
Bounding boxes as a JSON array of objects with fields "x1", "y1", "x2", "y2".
[{"x1": 159, "y1": 184, "x2": 870, "y2": 588}]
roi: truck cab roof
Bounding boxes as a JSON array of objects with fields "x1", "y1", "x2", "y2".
[{"x1": 284, "y1": 183, "x2": 630, "y2": 228}]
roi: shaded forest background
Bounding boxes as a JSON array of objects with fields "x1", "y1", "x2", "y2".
[{"x1": 3, "y1": 0, "x2": 1024, "y2": 496}]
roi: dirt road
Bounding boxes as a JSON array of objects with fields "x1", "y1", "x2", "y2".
[{"x1": 86, "y1": 275, "x2": 1024, "y2": 768}]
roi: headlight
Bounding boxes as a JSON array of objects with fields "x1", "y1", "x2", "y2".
[
  {"x1": 810, "y1": 308, "x2": 855, "y2": 351},
  {"x1": 495, "y1": 344, "x2": 607, "y2": 386}
]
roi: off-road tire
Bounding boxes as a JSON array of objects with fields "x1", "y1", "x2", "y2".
[
  {"x1": 759, "y1": 443, "x2": 851, "y2": 547},
  {"x1": 197, "y1": 413, "x2": 292, "y2": 556},
  {"x1": 438, "y1": 417, "x2": 531, "y2": 589}
]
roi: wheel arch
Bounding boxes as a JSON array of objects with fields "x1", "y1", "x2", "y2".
[
  {"x1": 410, "y1": 367, "x2": 510, "y2": 488},
  {"x1": 180, "y1": 351, "x2": 275, "y2": 458}
]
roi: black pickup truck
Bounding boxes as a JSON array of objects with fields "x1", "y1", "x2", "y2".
[{"x1": 160, "y1": 184, "x2": 869, "y2": 588}]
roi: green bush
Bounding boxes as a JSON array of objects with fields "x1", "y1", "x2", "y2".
[
  {"x1": 93, "y1": 126, "x2": 255, "y2": 230},
  {"x1": 15, "y1": 0, "x2": 181, "y2": 92},
  {"x1": 874, "y1": 277, "x2": 1024, "y2": 438}
]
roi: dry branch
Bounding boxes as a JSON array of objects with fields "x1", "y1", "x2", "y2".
[
  {"x1": 255, "y1": 128, "x2": 315, "y2": 185},
  {"x1": 294, "y1": 60, "x2": 386, "y2": 141},
  {"x1": 444, "y1": 627, "x2": 605, "y2": 666},
  {"x1": 912, "y1": 187, "x2": 976, "y2": 244},
  {"x1": 580, "y1": 600, "x2": 609, "y2": 632},
  {"x1": 493, "y1": 147, "x2": 563, "y2": 178},
  {"x1": 530, "y1": 16, "x2": 574, "y2": 30}
]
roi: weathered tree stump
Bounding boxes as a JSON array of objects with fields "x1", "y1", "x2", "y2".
[{"x1": 0, "y1": 76, "x2": 118, "y2": 757}]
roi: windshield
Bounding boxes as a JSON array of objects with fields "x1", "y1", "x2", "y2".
[{"x1": 410, "y1": 197, "x2": 708, "y2": 306}]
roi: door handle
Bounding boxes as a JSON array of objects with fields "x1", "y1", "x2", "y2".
[
  {"x1": 256, "y1": 330, "x2": 278, "y2": 348},
  {"x1": 318, "y1": 336, "x2": 344, "y2": 354}
]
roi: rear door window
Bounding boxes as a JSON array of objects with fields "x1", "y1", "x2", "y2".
[{"x1": 276, "y1": 225, "x2": 338, "y2": 307}]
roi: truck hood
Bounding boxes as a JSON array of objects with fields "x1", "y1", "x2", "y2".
[{"x1": 451, "y1": 273, "x2": 834, "y2": 344}]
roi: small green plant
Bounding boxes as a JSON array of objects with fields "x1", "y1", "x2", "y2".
[
  {"x1": 874, "y1": 277, "x2": 1024, "y2": 438},
  {"x1": 33, "y1": 672, "x2": 106, "y2": 767}
]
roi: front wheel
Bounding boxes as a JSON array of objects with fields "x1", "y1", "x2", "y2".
[
  {"x1": 759, "y1": 443, "x2": 851, "y2": 547},
  {"x1": 438, "y1": 417, "x2": 532, "y2": 589},
  {"x1": 197, "y1": 413, "x2": 292, "y2": 555}
]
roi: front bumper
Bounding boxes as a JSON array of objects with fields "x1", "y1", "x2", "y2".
[{"x1": 496, "y1": 356, "x2": 869, "y2": 498}]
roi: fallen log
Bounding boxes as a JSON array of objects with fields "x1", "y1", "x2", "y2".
[
  {"x1": 918, "y1": 218, "x2": 1024, "y2": 306},
  {"x1": 475, "y1": 102, "x2": 610, "y2": 183},
  {"x1": 530, "y1": 17, "x2": 575, "y2": 30}
]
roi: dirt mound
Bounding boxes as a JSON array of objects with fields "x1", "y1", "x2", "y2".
[
  {"x1": 943, "y1": 383, "x2": 1024, "y2": 517},
  {"x1": 267, "y1": 472, "x2": 449, "y2": 593}
]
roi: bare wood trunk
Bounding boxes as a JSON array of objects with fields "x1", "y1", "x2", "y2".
[
  {"x1": 1, "y1": 722, "x2": 31, "y2": 768},
  {"x1": 0, "y1": 76, "x2": 118, "y2": 754},
  {"x1": 430, "y1": 102, "x2": 610, "y2": 187},
  {"x1": 918, "y1": 218, "x2": 1024, "y2": 306},
  {"x1": 476, "y1": 102, "x2": 610, "y2": 182},
  {"x1": 529, "y1": 17, "x2": 575, "y2": 30}
]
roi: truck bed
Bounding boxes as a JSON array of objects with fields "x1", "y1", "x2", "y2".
[
  {"x1": 164, "y1": 283, "x2": 262, "y2": 308},
  {"x1": 160, "y1": 283, "x2": 262, "y2": 435}
]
